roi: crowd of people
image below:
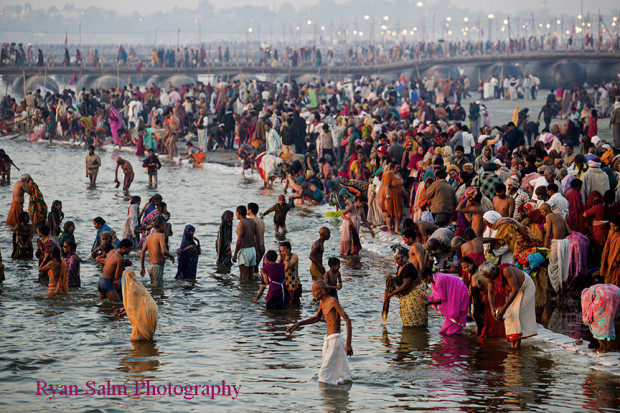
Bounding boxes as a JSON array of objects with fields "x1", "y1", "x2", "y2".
[
  {"x1": 2, "y1": 70, "x2": 620, "y2": 385},
  {"x1": 2, "y1": 32, "x2": 619, "y2": 69}
]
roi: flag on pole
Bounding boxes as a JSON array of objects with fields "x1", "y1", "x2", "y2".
[
  {"x1": 136, "y1": 60, "x2": 142, "y2": 71},
  {"x1": 65, "y1": 35, "x2": 67, "y2": 45},
  {"x1": 70, "y1": 74, "x2": 77, "y2": 85}
]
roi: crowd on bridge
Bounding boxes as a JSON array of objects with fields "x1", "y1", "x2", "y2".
[
  {"x1": 2, "y1": 31, "x2": 619, "y2": 69},
  {"x1": 2, "y1": 69, "x2": 620, "y2": 382}
]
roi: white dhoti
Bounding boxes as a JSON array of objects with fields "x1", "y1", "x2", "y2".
[
  {"x1": 318, "y1": 333, "x2": 351, "y2": 385},
  {"x1": 548, "y1": 239, "x2": 570, "y2": 293},
  {"x1": 197, "y1": 128, "x2": 208, "y2": 152},
  {"x1": 504, "y1": 275, "x2": 537, "y2": 342}
]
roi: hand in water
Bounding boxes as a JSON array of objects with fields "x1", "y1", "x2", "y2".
[{"x1": 286, "y1": 323, "x2": 298, "y2": 334}]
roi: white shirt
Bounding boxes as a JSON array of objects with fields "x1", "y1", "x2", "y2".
[
  {"x1": 546, "y1": 193, "x2": 569, "y2": 219},
  {"x1": 462, "y1": 132, "x2": 475, "y2": 155}
]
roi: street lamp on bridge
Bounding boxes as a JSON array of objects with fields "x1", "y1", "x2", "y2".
[{"x1": 194, "y1": 18, "x2": 201, "y2": 46}]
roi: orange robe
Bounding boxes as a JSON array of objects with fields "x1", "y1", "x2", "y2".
[{"x1": 601, "y1": 229, "x2": 620, "y2": 287}]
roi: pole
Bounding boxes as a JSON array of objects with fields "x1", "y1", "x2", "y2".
[
  {"x1": 43, "y1": 66, "x2": 47, "y2": 88},
  {"x1": 78, "y1": 70, "x2": 82, "y2": 98},
  {"x1": 177, "y1": 29, "x2": 180, "y2": 51},
  {"x1": 117, "y1": 64, "x2": 120, "y2": 90},
  {"x1": 79, "y1": 21, "x2": 82, "y2": 53},
  {"x1": 22, "y1": 69, "x2": 26, "y2": 98}
]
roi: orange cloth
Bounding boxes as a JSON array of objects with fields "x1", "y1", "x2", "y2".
[
  {"x1": 601, "y1": 229, "x2": 620, "y2": 287},
  {"x1": 191, "y1": 150, "x2": 206, "y2": 164},
  {"x1": 122, "y1": 270, "x2": 158, "y2": 340},
  {"x1": 382, "y1": 171, "x2": 404, "y2": 218},
  {"x1": 5, "y1": 200, "x2": 23, "y2": 226},
  {"x1": 46, "y1": 261, "x2": 68, "y2": 295}
]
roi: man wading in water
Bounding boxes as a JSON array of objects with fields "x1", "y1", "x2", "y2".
[
  {"x1": 233, "y1": 205, "x2": 259, "y2": 280},
  {"x1": 287, "y1": 280, "x2": 353, "y2": 385},
  {"x1": 140, "y1": 218, "x2": 175, "y2": 287}
]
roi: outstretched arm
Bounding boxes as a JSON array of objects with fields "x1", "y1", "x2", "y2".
[{"x1": 286, "y1": 307, "x2": 322, "y2": 334}]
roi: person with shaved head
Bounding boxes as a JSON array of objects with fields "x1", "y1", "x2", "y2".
[{"x1": 287, "y1": 280, "x2": 352, "y2": 385}]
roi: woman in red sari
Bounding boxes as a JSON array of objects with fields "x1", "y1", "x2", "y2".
[
  {"x1": 582, "y1": 190, "x2": 620, "y2": 261},
  {"x1": 565, "y1": 178, "x2": 584, "y2": 231}
]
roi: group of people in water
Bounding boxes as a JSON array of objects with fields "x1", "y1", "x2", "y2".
[{"x1": 2, "y1": 70, "x2": 620, "y2": 385}]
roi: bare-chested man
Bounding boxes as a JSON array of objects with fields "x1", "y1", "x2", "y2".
[
  {"x1": 247, "y1": 202, "x2": 265, "y2": 276},
  {"x1": 6, "y1": 174, "x2": 30, "y2": 226},
  {"x1": 455, "y1": 187, "x2": 487, "y2": 236},
  {"x1": 460, "y1": 228, "x2": 485, "y2": 260},
  {"x1": 114, "y1": 157, "x2": 134, "y2": 191},
  {"x1": 401, "y1": 228, "x2": 430, "y2": 271},
  {"x1": 233, "y1": 205, "x2": 260, "y2": 280},
  {"x1": 493, "y1": 183, "x2": 515, "y2": 218},
  {"x1": 540, "y1": 203, "x2": 572, "y2": 293},
  {"x1": 99, "y1": 239, "x2": 133, "y2": 302},
  {"x1": 309, "y1": 227, "x2": 331, "y2": 281},
  {"x1": 287, "y1": 280, "x2": 352, "y2": 385},
  {"x1": 415, "y1": 220, "x2": 439, "y2": 243},
  {"x1": 140, "y1": 218, "x2": 175, "y2": 287}
]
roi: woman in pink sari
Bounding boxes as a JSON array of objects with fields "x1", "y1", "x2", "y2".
[
  {"x1": 581, "y1": 284, "x2": 620, "y2": 353},
  {"x1": 420, "y1": 269, "x2": 469, "y2": 335},
  {"x1": 108, "y1": 106, "x2": 122, "y2": 146}
]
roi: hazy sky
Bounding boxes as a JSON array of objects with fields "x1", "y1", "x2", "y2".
[{"x1": 1, "y1": 0, "x2": 617, "y2": 15}]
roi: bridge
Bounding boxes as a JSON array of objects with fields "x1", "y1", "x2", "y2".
[{"x1": 1, "y1": 50, "x2": 619, "y2": 94}]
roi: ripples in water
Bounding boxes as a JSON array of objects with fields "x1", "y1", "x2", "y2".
[{"x1": 0, "y1": 140, "x2": 619, "y2": 411}]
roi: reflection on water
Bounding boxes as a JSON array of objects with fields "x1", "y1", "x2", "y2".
[
  {"x1": 0, "y1": 140, "x2": 619, "y2": 411},
  {"x1": 119, "y1": 340, "x2": 161, "y2": 374}
]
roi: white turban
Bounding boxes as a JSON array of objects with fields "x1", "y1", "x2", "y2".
[{"x1": 483, "y1": 211, "x2": 502, "y2": 225}]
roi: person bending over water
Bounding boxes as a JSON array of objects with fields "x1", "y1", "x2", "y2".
[{"x1": 114, "y1": 157, "x2": 134, "y2": 191}]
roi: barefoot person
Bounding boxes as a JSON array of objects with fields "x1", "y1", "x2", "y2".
[
  {"x1": 6, "y1": 174, "x2": 30, "y2": 226},
  {"x1": 99, "y1": 239, "x2": 133, "y2": 302},
  {"x1": 287, "y1": 280, "x2": 353, "y2": 385},
  {"x1": 581, "y1": 284, "x2": 620, "y2": 353},
  {"x1": 114, "y1": 157, "x2": 134, "y2": 191},
  {"x1": 140, "y1": 218, "x2": 175, "y2": 287},
  {"x1": 479, "y1": 261, "x2": 537, "y2": 348},
  {"x1": 309, "y1": 227, "x2": 331, "y2": 281},
  {"x1": 233, "y1": 205, "x2": 259, "y2": 280}
]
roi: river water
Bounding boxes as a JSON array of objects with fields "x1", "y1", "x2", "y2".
[{"x1": 0, "y1": 139, "x2": 619, "y2": 412}]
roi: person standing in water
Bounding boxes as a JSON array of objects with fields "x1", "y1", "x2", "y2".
[
  {"x1": 233, "y1": 205, "x2": 259, "y2": 280},
  {"x1": 309, "y1": 227, "x2": 331, "y2": 281},
  {"x1": 6, "y1": 174, "x2": 30, "y2": 226},
  {"x1": 287, "y1": 280, "x2": 353, "y2": 385},
  {"x1": 140, "y1": 218, "x2": 175, "y2": 287},
  {"x1": 85, "y1": 145, "x2": 101, "y2": 187}
]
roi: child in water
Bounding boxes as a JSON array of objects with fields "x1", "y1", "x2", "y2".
[
  {"x1": 142, "y1": 148, "x2": 162, "y2": 187},
  {"x1": 324, "y1": 257, "x2": 342, "y2": 299},
  {"x1": 261, "y1": 194, "x2": 293, "y2": 234}
]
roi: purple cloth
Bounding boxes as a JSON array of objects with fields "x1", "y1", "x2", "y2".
[
  {"x1": 262, "y1": 262, "x2": 288, "y2": 309},
  {"x1": 567, "y1": 232, "x2": 589, "y2": 286},
  {"x1": 428, "y1": 272, "x2": 469, "y2": 335}
]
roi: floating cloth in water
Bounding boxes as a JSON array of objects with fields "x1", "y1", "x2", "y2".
[{"x1": 325, "y1": 210, "x2": 343, "y2": 218}]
